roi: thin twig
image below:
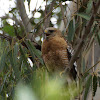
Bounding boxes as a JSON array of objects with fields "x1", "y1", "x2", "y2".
[{"x1": 83, "y1": 60, "x2": 100, "y2": 75}]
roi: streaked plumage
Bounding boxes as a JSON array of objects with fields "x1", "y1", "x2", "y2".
[{"x1": 42, "y1": 27, "x2": 77, "y2": 80}]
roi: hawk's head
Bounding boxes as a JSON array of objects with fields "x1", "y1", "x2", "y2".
[{"x1": 44, "y1": 27, "x2": 62, "y2": 39}]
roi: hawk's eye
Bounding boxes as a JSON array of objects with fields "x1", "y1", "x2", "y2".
[{"x1": 49, "y1": 30, "x2": 54, "y2": 33}]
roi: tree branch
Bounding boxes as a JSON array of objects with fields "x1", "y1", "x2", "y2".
[
  {"x1": 59, "y1": 2, "x2": 67, "y2": 28},
  {"x1": 44, "y1": 0, "x2": 56, "y2": 28},
  {"x1": 16, "y1": 0, "x2": 32, "y2": 33},
  {"x1": 67, "y1": 0, "x2": 100, "y2": 70}
]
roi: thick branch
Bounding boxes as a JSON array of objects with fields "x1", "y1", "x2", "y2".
[
  {"x1": 44, "y1": 0, "x2": 56, "y2": 28},
  {"x1": 16, "y1": 0, "x2": 32, "y2": 33},
  {"x1": 59, "y1": 2, "x2": 67, "y2": 28},
  {"x1": 67, "y1": 0, "x2": 100, "y2": 70}
]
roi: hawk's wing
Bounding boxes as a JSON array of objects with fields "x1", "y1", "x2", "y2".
[{"x1": 67, "y1": 48, "x2": 77, "y2": 80}]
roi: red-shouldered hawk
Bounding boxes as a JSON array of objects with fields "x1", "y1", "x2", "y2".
[{"x1": 42, "y1": 27, "x2": 77, "y2": 80}]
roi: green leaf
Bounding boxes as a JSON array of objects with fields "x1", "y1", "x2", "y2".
[
  {"x1": 19, "y1": 54, "x2": 23, "y2": 70},
  {"x1": 13, "y1": 43, "x2": 19, "y2": 66},
  {"x1": 0, "y1": 71, "x2": 9, "y2": 93},
  {"x1": 84, "y1": 75, "x2": 92, "y2": 100},
  {"x1": 0, "y1": 49, "x2": 8, "y2": 72},
  {"x1": 9, "y1": 44, "x2": 21, "y2": 80},
  {"x1": 77, "y1": 13, "x2": 90, "y2": 20},
  {"x1": 19, "y1": 45, "x2": 31, "y2": 71},
  {"x1": 3, "y1": 24, "x2": 15, "y2": 36},
  {"x1": 25, "y1": 40, "x2": 44, "y2": 64},
  {"x1": 93, "y1": 75, "x2": 97, "y2": 96},
  {"x1": 82, "y1": 72, "x2": 89, "y2": 82},
  {"x1": 25, "y1": 41, "x2": 35, "y2": 62},
  {"x1": 86, "y1": 0, "x2": 92, "y2": 14},
  {"x1": 67, "y1": 19, "x2": 75, "y2": 42}
]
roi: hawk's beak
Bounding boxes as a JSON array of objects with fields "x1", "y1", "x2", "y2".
[
  {"x1": 44, "y1": 29, "x2": 50, "y2": 37},
  {"x1": 44, "y1": 29, "x2": 48, "y2": 34}
]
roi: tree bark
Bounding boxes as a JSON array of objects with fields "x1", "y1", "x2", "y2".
[{"x1": 17, "y1": 0, "x2": 32, "y2": 33}]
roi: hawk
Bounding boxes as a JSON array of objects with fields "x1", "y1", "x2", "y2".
[{"x1": 41, "y1": 27, "x2": 77, "y2": 80}]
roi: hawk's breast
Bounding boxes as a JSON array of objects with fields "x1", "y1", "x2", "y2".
[{"x1": 42, "y1": 36, "x2": 69, "y2": 72}]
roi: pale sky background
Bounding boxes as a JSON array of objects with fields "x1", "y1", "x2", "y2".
[
  {"x1": 0, "y1": 0, "x2": 16, "y2": 17},
  {"x1": 0, "y1": 0, "x2": 70, "y2": 26},
  {"x1": 0, "y1": 0, "x2": 45, "y2": 17},
  {"x1": 0, "y1": 0, "x2": 46, "y2": 26}
]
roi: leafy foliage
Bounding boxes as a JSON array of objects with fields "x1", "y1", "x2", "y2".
[
  {"x1": 14, "y1": 69, "x2": 80, "y2": 100},
  {"x1": 77, "y1": 13, "x2": 90, "y2": 20},
  {"x1": 2, "y1": 22, "x2": 15, "y2": 36},
  {"x1": 0, "y1": 0, "x2": 100, "y2": 100}
]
